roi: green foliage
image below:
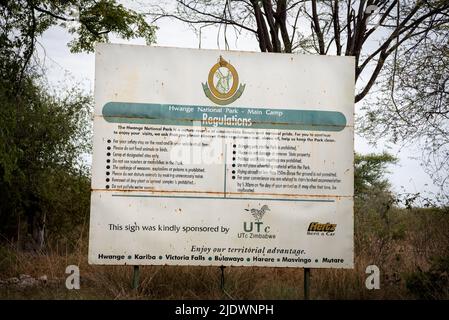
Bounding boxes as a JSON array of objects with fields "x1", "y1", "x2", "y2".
[
  {"x1": 353, "y1": 152, "x2": 399, "y2": 265},
  {"x1": 354, "y1": 152, "x2": 397, "y2": 217},
  {"x1": 0, "y1": 0, "x2": 157, "y2": 245},
  {"x1": 1, "y1": 0, "x2": 156, "y2": 84},
  {"x1": 354, "y1": 152, "x2": 397, "y2": 197},
  {"x1": 67, "y1": 0, "x2": 157, "y2": 53},
  {"x1": 406, "y1": 256, "x2": 449, "y2": 300},
  {"x1": 0, "y1": 62, "x2": 92, "y2": 242},
  {"x1": 0, "y1": 245, "x2": 17, "y2": 275}
]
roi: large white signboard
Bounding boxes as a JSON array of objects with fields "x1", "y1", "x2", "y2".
[{"x1": 89, "y1": 44, "x2": 354, "y2": 268}]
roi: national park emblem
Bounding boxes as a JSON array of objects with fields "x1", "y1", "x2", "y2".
[{"x1": 202, "y1": 56, "x2": 245, "y2": 105}]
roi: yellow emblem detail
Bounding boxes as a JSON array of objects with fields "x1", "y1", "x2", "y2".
[{"x1": 202, "y1": 56, "x2": 245, "y2": 105}]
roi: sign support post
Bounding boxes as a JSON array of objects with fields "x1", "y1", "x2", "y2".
[
  {"x1": 220, "y1": 266, "x2": 225, "y2": 291},
  {"x1": 132, "y1": 265, "x2": 140, "y2": 290},
  {"x1": 304, "y1": 268, "x2": 311, "y2": 300}
]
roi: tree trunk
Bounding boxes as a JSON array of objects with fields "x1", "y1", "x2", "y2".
[{"x1": 33, "y1": 212, "x2": 45, "y2": 251}]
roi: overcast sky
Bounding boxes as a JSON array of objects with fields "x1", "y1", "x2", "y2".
[{"x1": 35, "y1": 17, "x2": 439, "y2": 200}]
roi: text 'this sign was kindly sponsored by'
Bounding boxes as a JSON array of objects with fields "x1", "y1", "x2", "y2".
[{"x1": 89, "y1": 44, "x2": 355, "y2": 269}]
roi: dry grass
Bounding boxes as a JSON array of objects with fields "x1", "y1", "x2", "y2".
[{"x1": 1, "y1": 208, "x2": 448, "y2": 300}]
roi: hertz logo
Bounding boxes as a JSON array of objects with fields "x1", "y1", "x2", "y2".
[{"x1": 307, "y1": 222, "x2": 337, "y2": 233}]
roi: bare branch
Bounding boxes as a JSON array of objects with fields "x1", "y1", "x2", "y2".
[
  {"x1": 311, "y1": 0, "x2": 325, "y2": 54},
  {"x1": 32, "y1": 5, "x2": 76, "y2": 22},
  {"x1": 262, "y1": 0, "x2": 280, "y2": 51},
  {"x1": 332, "y1": 0, "x2": 342, "y2": 55}
]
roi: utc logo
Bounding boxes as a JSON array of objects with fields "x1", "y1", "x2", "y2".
[
  {"x1": 202, "y1": 56, "x2": 246, "y2": 105},
  {"x1": 240, "y1": 205, "x2": 271, "y2": 236}
]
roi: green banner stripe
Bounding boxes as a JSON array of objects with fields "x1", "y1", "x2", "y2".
[
  {"x1": 102, "y1": 102, "x2": 347, "y2": 132},
  {"x1": 202, "y1": 83, "x2": 246, "y2": 105}
]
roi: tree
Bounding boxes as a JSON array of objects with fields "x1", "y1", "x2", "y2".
[
  {"x1": 150, "y1": 0, "x2": 449, "y2": 198},
  {"x1": 150, "y1": 1, "x2": 449, "y2": 102},
  {"x1": 354, "y1": 152, "x2": 397, "y2": 215},
  {"x1": 354, "y1": 152, "x2": 397, "y2": 198},
  {"x1": 354, "y1": 152, "x2": 397, "y2": 257},
  {"x1": 0, "y1": 0, "x2": 157, "y2": 248},
  {"x1": 360, "y1": 25, "x2": 449, "y2": 197},
  {"x1": 1, "y1": 0, "x2": 157, "y2": 90},
  {"x1": 0, "y1": 68, "x2": 92, "y2": 248}
]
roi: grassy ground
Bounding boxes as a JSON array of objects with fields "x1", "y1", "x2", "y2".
[{"x1": 1, "y1": 208, "x2": 448, "y2": 299}]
